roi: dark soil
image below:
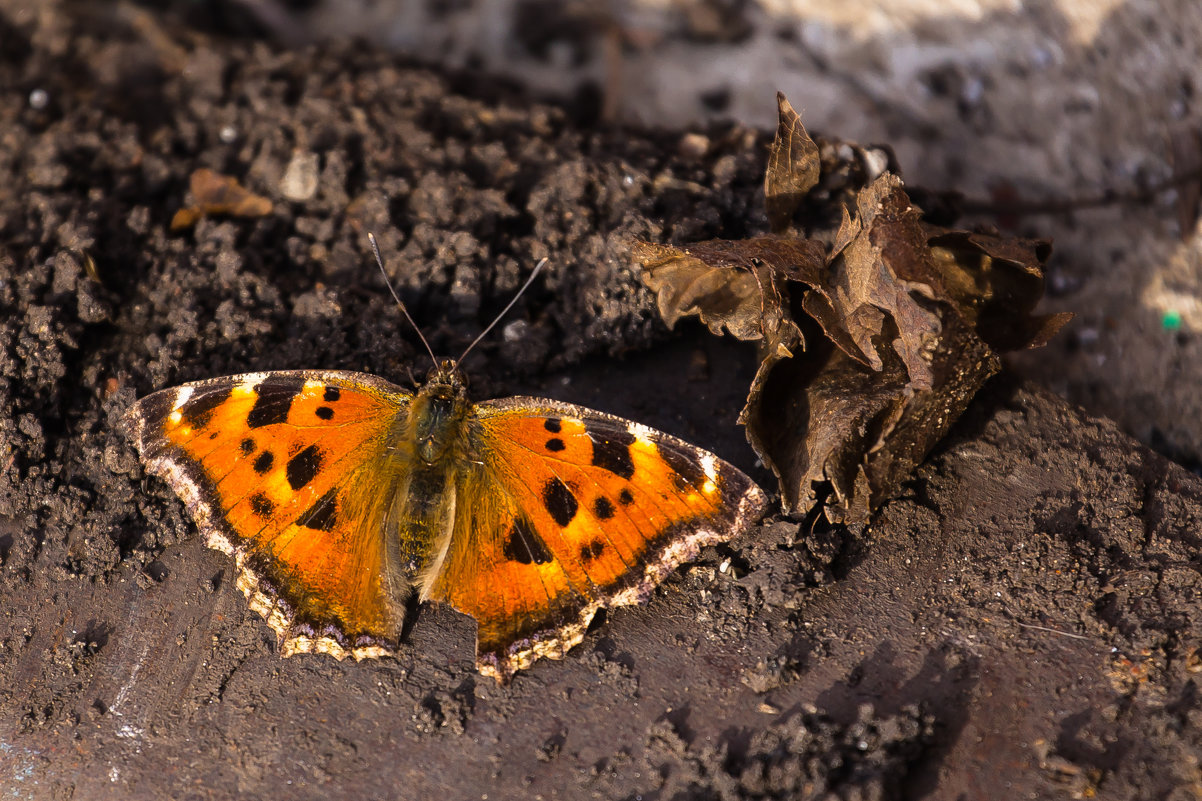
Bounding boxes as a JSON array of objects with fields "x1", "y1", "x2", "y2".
[{"x1": 2, "y1": 7, "x2": 1201, "y2": 800}]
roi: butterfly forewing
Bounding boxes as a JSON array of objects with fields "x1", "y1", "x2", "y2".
[{"x1": 127, "y1": 370, "x2": 412, "y2": 658}]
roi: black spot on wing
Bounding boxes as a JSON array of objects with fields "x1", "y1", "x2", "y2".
[
  {"x1": 315, "y1": 406, "x2": 334, "y2": 420},
  {"x1": 545, "y1": 437, "x2": 565, "y2": 452},
  {"x1": 250, "y1": 492, "x2": 275, "y2": 518},
  {"x1": 657, "y1": 442, "x2": 708, "y2": 492},
  {"x1": 618, "y1": 488, "x2": 634, "y2": 506},
  {"x1": 286, "y1": 444, "x2": 323, "y2": 491},
  {"x1": 240, "y1": 438, "x2": 256, "y2": 455},
  {"x1": 593, "y1": 496, "x2": 615, "y2": 520},
  {"x1": 300, "y1": 488, "x2": 338, "y2": 531},
  {"x1": 179, "y1": 386, "x2": 232, "y2": 429},
  {"x1": 542, "y1": 477, "x2": 579, "y2": 527},
  {"x1": 502, "y1": 518, "x2": 552, "y2": 565},
  {"x1": 247, "y1": 377, "x2": 306, "y2": 429},
  {"x1": 253, "y1": 451, "x2": 274, "y2": 474},
  {"x1": 589, "y1": 427, "x2": 636, "y2": 480},
  {"x1": 580, "y1": 540, "x2": 605, "y2": 562},
  {"x1": 544, "y1": 418, "x2": 561, "y2": 433},
  {"x1": 323, "y1": 386, "x2": 340, "y2": 402}
]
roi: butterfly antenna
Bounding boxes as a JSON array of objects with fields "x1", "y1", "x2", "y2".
[
  {"x1": 368, "y1": 232, "x2": 438, "y2": 368},
  {"x1": 456, "y1": 258, "x2": 548, "y2": 365}
]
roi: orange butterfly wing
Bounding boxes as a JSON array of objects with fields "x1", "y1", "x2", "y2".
[
  {"x1": 127, "y1": 370, "x2": 411, "y2": 659},
  {"x1": 425, "y1": 398, "x2": 769, "y2": 681}
]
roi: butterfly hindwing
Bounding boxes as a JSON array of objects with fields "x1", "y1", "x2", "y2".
[
  {"x1": 127, "y1": 370, "x2": 412, "y2": 659},
  {"x1": 427, "y1": 398, "x2": 769, "y2": 681}
]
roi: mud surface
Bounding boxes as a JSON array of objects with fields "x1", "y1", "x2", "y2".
[{"x1": 2, "y1": 7, "x2": 1202, "y2": 800}]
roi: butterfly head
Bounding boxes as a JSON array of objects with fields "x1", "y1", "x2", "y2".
[{"x1": 423, "y1": 358, "x2": 468, "y2": 395}]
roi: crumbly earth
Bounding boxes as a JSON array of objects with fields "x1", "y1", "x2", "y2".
[{"x1": 2, "y1": 5, "x2": 1202, "y2": 800}]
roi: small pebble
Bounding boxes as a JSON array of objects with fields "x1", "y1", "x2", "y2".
[
  {"x1": 678, "y1": 132, "x2": 710, "y2": 160},
  {"x1": 280, "y1": 150, "x2": 320, "y2": 201}
]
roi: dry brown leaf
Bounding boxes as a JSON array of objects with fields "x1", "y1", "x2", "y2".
[
  {"x1": 743, "y1": 336, "x2": 902, "y2": 522},
  {"x1": 765, "y1": 92, "x2": 820, "y2": 233},
  {"x1": 925, "y1": 228, "x2": 1072, "y2": 350},
  {"x1": 170, "y1": 168, "x2": 273, "y2": 231},
  {"x1": 826, "y1": 173, "x2": 944, "y2": 390},
  {"x1": 634, "y1": 236, "x2": 824, "y2": 345},
  {"x1": 635, "y1": 91, "x2": 1070, "y2": 524}
]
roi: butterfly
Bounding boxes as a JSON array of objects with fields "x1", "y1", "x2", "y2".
[{"x1": 126, "y1": 236, "x2": 769, "y2": 682}]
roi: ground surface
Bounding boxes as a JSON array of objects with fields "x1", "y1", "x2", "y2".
[{"x1": 2, "y1": 4, "x2": 1202, "y2": 800}]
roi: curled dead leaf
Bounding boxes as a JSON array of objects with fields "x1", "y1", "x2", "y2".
[
  {"x1": 634, "y1": 236, "x2": 824, "y2": 345},
  {"x1": 825, "y1": 172, "x2": 944, "y2": 391},
  {"x1": 924, "y1": 228, "x2": 1072, "y2": 351},
  {"x1": 634, "y1": 91, "x2": 1071, "y2": 524}
]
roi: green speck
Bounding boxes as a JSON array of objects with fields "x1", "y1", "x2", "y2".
[{"x1": 1162, "y1": 310, "x2": 1183, "y2": 331}]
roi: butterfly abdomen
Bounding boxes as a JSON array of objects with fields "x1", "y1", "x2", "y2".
[{"x1": 389, "y1": 465, "x2": 456, "y2": 578}]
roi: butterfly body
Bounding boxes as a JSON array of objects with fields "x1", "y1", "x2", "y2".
[
  {"x1": 128, "y1": 360, "x2": 768, "y2": 681},
  {"x1": 388, "y1": 361, "x2": 471, "y2": 587}
]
